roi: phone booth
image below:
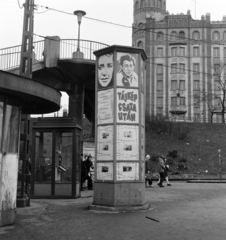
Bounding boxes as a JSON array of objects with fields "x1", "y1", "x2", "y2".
[{"x1": 31, "y1": 118, "x2": 82, "y2": 198}]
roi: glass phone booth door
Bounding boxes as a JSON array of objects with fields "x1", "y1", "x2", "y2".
[{"x1": 31, "y1": 129, "x2": 80, "y2": 198}]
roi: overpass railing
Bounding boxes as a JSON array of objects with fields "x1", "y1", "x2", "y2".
[{"x1": 0, "y1": 39, "x2": 109, "y2": 71}]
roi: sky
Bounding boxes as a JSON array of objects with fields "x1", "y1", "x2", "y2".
[
  {"x1": 1, "y1": 0, "x2": 226, "y2": 49},
  {"x1": 1, "y1": 0, "x2": 226, "y2": 113}
]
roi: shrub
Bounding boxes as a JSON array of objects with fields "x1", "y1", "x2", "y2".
[
  {"x1": 166, "y1": 157, "x2": 174, "y2": 165},
  {"x1": 177, "y1": 124, "x2": 190, "y2": 140},
  {"x1": 179, "y1": 157, "x2": 187, "y2": 163},
  {"x1": 167, "y1": 150, "x2": 178, "y2": 158},
  {"x1": 177, "y1": 163, "x2": 188, "y2": 171},
  {"x1": 150, "y1": 154, "x2": 159, "y2": 162}
]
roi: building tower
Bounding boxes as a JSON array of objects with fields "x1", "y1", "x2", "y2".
[{"x1": 133, "y1": 0, "x2": 226, "y2": 123}]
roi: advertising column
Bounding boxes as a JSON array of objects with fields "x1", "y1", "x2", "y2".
[{"x1": 91, "y1": 46, "x2": 147, "y2": 211}]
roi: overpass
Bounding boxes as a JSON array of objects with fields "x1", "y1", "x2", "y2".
[{"x1": 0, "y1": 37, "x2": 109, "y2": 125}]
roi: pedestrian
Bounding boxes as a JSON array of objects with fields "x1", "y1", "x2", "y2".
[
  {"x1": 145, "y1": 154, "x2": 153, "y2": 187},
  {"x1": 157, "y1": 155, "x2": 166, "y2": 187},
  {"x1": 157, "y1": 156, "x2": 172, "y2": 186},
  {"x1": 163, "y1": 157, "x2": 172, "y2": 186},
  {"x1": 84, "y1": 155, "x2": 94, "y2": 190},
  {"x1": 81, "y1": 154, "x2": 87, "y2": 191}
]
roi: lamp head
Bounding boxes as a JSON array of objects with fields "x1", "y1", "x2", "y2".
[{"x1": 74, "y1": 10, "x2": 86, "y2": 24}]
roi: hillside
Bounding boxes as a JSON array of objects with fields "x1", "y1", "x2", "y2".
[{"x1": 145, "y1": 122, "x2": 226, "y2": 178}]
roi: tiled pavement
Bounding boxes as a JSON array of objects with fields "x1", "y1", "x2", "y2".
[{"x1": 1, "y1": 182, "x2": 226, "y2": 240}]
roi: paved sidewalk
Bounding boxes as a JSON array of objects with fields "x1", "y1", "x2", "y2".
[{"x1": 1, "y1": 182, "x2": 226, "y2": 240}]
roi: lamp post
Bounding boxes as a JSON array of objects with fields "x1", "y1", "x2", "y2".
[{"x1": 73, "y1": 10, "x2": 86, "y2": 52}]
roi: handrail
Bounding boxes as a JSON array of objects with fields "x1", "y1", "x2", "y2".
[{"x1": 0, "y1": 39, "x2": 109, "y2": 71}]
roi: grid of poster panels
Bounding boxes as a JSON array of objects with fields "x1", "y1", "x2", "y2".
[{"x1": 96, "y1": 52, "x2": 145, "y2": 181}]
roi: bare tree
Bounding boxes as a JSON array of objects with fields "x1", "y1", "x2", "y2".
[{"x1": 195, "y1": 62, "x2": 226, "y2": 123}]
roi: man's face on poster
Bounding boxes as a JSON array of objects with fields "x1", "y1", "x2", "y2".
[
  {"x1": 122, "y1": 60, "x2": 135, "y2": 77},
  {"x1": 98, "y1": 54, "x2": 113, "y2": 87}
]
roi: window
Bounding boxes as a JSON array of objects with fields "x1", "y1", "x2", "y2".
[
  {"x1": 193, "y1": 63, "x2": 200, "y2": 73},
  {"x1": 171, "y1": 31, "x2": 177, "y2": 40},
  {"x1": 214, "y1": 81, "x2": 221, "y2": 91},
  {"x1": 140, "y1": 0, "x2": 145, "y2": 7},
  {"x1": 157, "y1": 47, "x2": 163, "y2": 57},
  {"x1": 224, "y1": 31, "x2": 226, "y2": 40},
  {"x1": 212, "y1": 31, "x2": 220, "y2": 40},
  {"x1": 179, "y1": 63, "x2": 185, "y2": 73},
  {"x1": 157, "y1": 81, "x2": 163, "y2": 90},
  {"x1": 159, "y1": 0, "x2": 162, "y2": 7},
  {"x1": 179, "y1": 47, "x2": 185, "y2": 56},
  {"x1": 213, "y1": 47, "x2": 220, "y2": 57},
  {"x1": 137, "y1": 41, "x2": 144, "y2": 49},
  {"x1": 179, "y1": 80, "x2": 185, "y2": 90},
  {"x1": 194, "y1": 113, "x2": 200, "y2": 122},
  {"x1": 171, "y1": 97, "x2": 177, "y2": 106},
  {"x1": 194, "y1": 97, "x2": 200, "y2": 107},
  {"x1": 193, "y1": 31, "x2": 200, "y2": 40},
  {"x1": 224, "y1": 47, "x2": 226, "y2": 58},
  {"x1": 180, "y1": 97, "x2": 186, "y2": 106},
  {"x1": 157, "y1": 97, "x2": 163, "y2": 107},
  {"x1": 157, "y1": 32, "x2": 164, "y2": 41},
  {"x1": 171, "y1": 80, "x2": 177, "y2": 90},
  {"x1": 135, "y1": 1, "x2": 139, "y2": 10},
  {"x1": 179, "y1": 31, "x2": 185, "y2": 39},
  {"x1": 194, "y1": 80, "x2": 200, "y2": 90},
  {"x1": 157, "y1": 64, "x2": 163, "y2": 90},
  {"x1": 171, "y1": 64, "x2": 177, "y2": 73},
  {"x1": 171, "y1": 47, "x2": 177, "y2": 56},
  {"x1": 193, "y1": 47, "x2": 199, "y2": 57}
]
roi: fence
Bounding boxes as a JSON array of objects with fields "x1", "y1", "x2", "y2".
[{"x1": 0, "y1": 39, "x2": 109, "y2": 71}]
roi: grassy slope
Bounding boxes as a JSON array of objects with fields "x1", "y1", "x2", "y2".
[{"x1": 145, "y1": 123, "x2": 226, "y2": 177}]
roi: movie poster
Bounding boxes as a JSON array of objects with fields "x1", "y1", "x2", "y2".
[
  {"x1": 116, "y1": 125, "x2": 139, "y2": 160},
  {"x1": 116, "y1": 162, "x2": 139, "y2": 181},
  {"x1": 97, "y1": 125, "x2": 113, "y2": 161},
  {"x1": 96, "y1": 162, "x2": 113, "y2": 180},
  {"x1": 116, "y1": 52, "x2": 139, "y2": 88},
  {"x1": 97, "y1": 89, "x2": 114, "y2": 125},
  {"x1": 116, "y1": 89, "x2": 139, "y2": 124}
]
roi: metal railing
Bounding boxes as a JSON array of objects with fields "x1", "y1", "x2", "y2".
[{"x1": 0, "y1": 39, "x2": 109, "y2": 71}]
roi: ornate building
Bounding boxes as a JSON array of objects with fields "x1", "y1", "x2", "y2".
[{"x1": 133, "y1": 0, "x2": 226, "y2": 122}]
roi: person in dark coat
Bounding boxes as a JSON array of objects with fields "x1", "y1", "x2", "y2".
[
  {"x1": 157, "y1": 155, "x2": 166, "y2": 187},
  {"x1": 145, "y1": 154, "x2": 153, "y2": 187},
  {"x1": 83, "y1": 155, "x2": 94, "y2": 190}
]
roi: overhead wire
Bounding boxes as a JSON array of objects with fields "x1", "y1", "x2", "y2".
[{"x1": 34, "y1": 3, "x2": 226, "y2": 46}]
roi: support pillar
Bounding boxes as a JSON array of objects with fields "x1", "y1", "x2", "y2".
[{"x1": 90, "y1": 45, "x2": 148, "y2": 212}]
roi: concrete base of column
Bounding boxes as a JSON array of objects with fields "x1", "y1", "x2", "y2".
[
  {"x1": 90, "y1": 182, "x2": 149, "y2": 212},
  {"x1": 0, "y1": 209, "x2": 16, "y2": 227},
  {"x1": 89, "y1": 202, "x2": 150, "y2": 212}
]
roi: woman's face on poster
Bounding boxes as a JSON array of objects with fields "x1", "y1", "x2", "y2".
[{"x1": 98, "y1": 54, "x2": 113, "y2": 87}]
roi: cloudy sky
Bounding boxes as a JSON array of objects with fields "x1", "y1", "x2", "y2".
[
  {"x1": 1, "y1": 0, "x2": 226, "y2": 49},
  {"x1": 1, "y1": 0, "x2": 226, "y2": 112}
]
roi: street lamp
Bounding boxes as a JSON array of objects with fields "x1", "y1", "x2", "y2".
[{"x1": 74, "y1": 10, "x2": 86, "y2": 52}]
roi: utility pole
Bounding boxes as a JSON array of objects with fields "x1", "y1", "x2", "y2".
[{"x1": 19, "y1": 0, "x2": 34, "y2": 79}]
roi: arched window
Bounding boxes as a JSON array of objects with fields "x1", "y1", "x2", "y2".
[
  {"x1": 135, "y1": 1, "x2": 139, "y2": 10},
  {"x1": 223, "y1": 31, "x2": 226, "y2": 40},
  {"x1": 159, "y1": 0, "x2": 162, "y2": 7},
  {"x1": 140, "y1": 0, "x2": 145, "y2": 7},
  {"x1": 137, "y1": 41, "x2": 144, "y2": 49},
  {"x1": 171, "y1": 31, "x2": 177, "y2": 40},
  {"x1": 157, "y1": 32, "x2": 164, "y2": 41},
  {"x1": 212, "y1": 31, "x2": 220, "y2": 40},
  {"x1": 138, "y1": 22, "x2": 144, "y2": 29},
  {"x1": 193, "y1": 31, "x2": 200, "y2": 40},
  {"x1": 179, "y1": 31, "x2": 185, "y2": 39}
]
